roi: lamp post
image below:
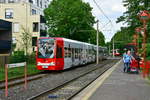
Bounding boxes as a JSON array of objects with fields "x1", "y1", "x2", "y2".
[
  {"x1": 138, "y1": 10, "x2": 150, "y2": 77},
  {"x1": 96, "y1": 20, "x2": 99, "y2": 64},
  {"x1": 113, "y1": 37, "x2": 115, "y2": 58}
]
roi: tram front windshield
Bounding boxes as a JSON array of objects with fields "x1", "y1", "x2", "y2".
[{"x1": 38, "y1": 39, "x2": 55, "y2": 58}]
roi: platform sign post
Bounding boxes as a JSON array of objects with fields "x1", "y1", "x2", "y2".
[
  {"x1": 24, "y1": 62, "x2": 27, "y2": 90},
  {"x1": 96, "y1": 20, "x2": 99, "y2": 64},
  {"x1": 5, "y1": 62, "x2": 27, "y2": 97},
  {"x1": 5, "y1": 64, "x2": 8, "y2": 97}
]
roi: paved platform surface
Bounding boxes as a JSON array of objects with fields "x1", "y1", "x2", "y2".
[
  {"x1": 89, "y1": 61, "x2": 150, "y2": 100},
  {"x1": 72, "y1": 60, "x2": 150, "y2": 100}
]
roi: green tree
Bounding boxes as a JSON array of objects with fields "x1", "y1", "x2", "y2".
[
  {"x1": 20, "y1": 27, "x2": 32, "y2": 55},
  {"x1": 44, "y1": 0, "x2": 95, "y2": 42},
  {"x1": 108, "y1": 27, "x2": 135, "y2": 54},
  {"x1": 117, "y1": 0, "x2": 150, "y2": 36},
  {"x1": 89, "y1": 29, "x2": 105, "y2": 46},
  {"x1": 117, "y1": 0, "x2": 150, "y2": 25},
  {"x1": 114, "y1": 0, "x2": 150, "y2": 58}
]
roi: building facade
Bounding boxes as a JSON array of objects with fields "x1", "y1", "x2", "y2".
[
  {"x1": 0, "y1": 0, "x2": 50, "y2": 10},
  {"x1": 0, "y1": 0, "x2": 50, "y2": 54}
]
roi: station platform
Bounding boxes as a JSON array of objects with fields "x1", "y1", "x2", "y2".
[{"x1": 72, "y1": 60, "x2": 150, "y2": 100}]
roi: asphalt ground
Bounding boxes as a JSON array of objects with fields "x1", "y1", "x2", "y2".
[{"x1": 73, "y1": 60, "x2": 150, "y2": 100}]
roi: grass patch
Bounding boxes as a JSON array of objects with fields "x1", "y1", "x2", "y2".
[{"x1": 0, "y1": 64, "x2": 41, "y2": 81}]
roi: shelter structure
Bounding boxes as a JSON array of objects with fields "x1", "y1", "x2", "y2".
[{"x1": 0, "y1": 19, "x2": 12, "y2": 67}]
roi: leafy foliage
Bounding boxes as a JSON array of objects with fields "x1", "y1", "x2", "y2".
[
  {"x1": 44, "y1": 0, "x2": 105, "y2": 45},
  {"x1": 117, "y1": 0, "x2": 150, "y2": 26},
  {"x1": 26, "y1": 52, "x2": 36, "y2": 64},
  {"x1": 9, "y1": 51, "x2": 36, "y2": 64},
  {"x1": 117, "y1": 0, "x2": 150, "y2": 36},
  {"x1": 146, "y1": 43, "x2": 150, "y2": 59},
  {"x1": 20, "y1": 27, "x2": 32, "y2": 55},
  {"x1": 90, "y1": 30, "x2": 105, "y2": 46},
  {"x1": 108, "y1": 27, "x2": 132, "y2": 51},
  {"x1": 111, "y1": 0, "x2": 150, "y2": 55},
  {"x1": 10, "y1": 51, "x2": 26, "y2": 63}
]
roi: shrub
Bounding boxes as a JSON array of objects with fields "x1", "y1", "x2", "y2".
[
  {"x1": 147, "y1": 44, "x2": 150, "y2": 60},
  {"x1": 9, "y1": 51, "x2": 36, "y2": 64},
  {"x1": 9, "y1": 51, "x2": 26, "y2": 63},
  {"x1": 26, "y1": 52, "x2": 36, "y2": 64}
]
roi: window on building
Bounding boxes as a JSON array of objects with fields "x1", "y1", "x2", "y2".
[
  {"x1": 29, "y1": 0, "x2": 33, "y2": 3},
  {"x1": 37, "y1": 0, "x2": 39, "y2": 7},
  {"x1": 5, "y1": 8, "x2": 13, "y2": 19},
  {"x1": 40, "y1": 1, "x2": 42, "y2": 8},
  {"x1": 12, "y1": 37, "x2": 16, "y2": 44},
  {"x1": 0, "y1": 0, "x2": 5, "y2": 3},
  {"x1": 31, "y1": 9, "x2": 36, "y2": 15},
  {"x1": 33, "y1": 22, "x2": 39, "y2": 32},
  {"x1": 13, "y1": 23, "x2": 19, "y2": 33},
  {"x1": 32, "y1": 37, "x2": 37, "y2": 46},
  {"x1": 8, "y1": 0, "x2": 14, "y2": 3}
]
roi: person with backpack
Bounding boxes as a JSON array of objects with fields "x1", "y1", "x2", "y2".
[{"x1": 123, "y1": 50, "x2": 132, "y2": 73}]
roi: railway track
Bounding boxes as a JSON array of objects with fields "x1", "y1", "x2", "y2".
[
  {"x1": 0, "y1": 72, "x2": 46, "y2": 89},
  {"x1": 27, "y1": 60, "x2": 118, "y2": 100}
]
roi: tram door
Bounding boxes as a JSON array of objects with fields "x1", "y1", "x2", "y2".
[{"x1": 56, "y1": 40, "x2": 64, "y2": 70}]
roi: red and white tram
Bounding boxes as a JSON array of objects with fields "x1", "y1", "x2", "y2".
[{"x1": 36, "y1": 37, "x2": 108, "y2": 70}]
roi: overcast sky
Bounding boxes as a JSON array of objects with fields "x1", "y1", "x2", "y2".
[{"x1": 83, "y1": 0, "x2": 126, "y2": 42}]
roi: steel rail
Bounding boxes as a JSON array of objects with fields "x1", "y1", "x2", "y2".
[{"x1": 27, "y1": 60, "x2": 117, "y2": 100}]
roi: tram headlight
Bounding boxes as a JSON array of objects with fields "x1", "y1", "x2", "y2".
[
  {"x1": 49, "y1": 62, "x2": 55, "y2": 66},
  {"x1": 37, "y1": 62, "x2": 55, "y2": 66}
]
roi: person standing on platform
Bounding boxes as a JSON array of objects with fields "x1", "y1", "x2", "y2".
[
  {"x1": 123, "y1": 51, "x2": 127, "y2": 72},
  {"x1": 123, "y1": 50, "x2": 132, "y2": 73},
  {"x1": 133, "y1": 52, "x2": 141, "y2": 70}
]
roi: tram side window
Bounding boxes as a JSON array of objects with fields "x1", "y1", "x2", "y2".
[
  {"x1": 73, "y1": 48, "x2": 75, "y2": 57},
  {"x1": 77, "y1": 48, "x2": 79, "y2": 58},
  {"x1": 65, "y1": 47, "x2": 68, "y2": 58},
  {"x1": 78, "y1": 48, "x2": 80, "y2": 58},
  {"x1": 75, "y1": 48, "x2": 77, "y2": 58},
  {"x1": 86, "y1": 49, "x2": 88, "y2": 58},
  {"x1": 68, "y1": 47, "x2": 71, "y2": 57},
  {"x1": 76, "y1": 48, "x2": 79, "y2": 58},
  {"x1": 90, "y1": 49, "x2": 92, "y2": 55},
  {"x1": 79, "y1": 49, "x2": 81, "y2": 59},
  {"x1": 89, "y1": 49, "x2": 91, "y2": 55},
  {"x1": 56, "y1": 45, "x2": 62, "y2": 58},
  {"x1": 71, "y1": 48, "x2": 73, "y2": 57}
]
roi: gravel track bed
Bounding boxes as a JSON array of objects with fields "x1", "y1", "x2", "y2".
[
  {"x1": 31, "y1": 61, "x2": 116, "y2": 100},
  {"x1": 0, "y1": 74, "x2": 46, "y2": 89},
  {"x1": 0, "y1": 60, "x2": 118, "y2": 100}
]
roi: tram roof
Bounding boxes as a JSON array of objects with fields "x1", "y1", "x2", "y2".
[{"x1": 39, "y1": 37, "x2": 106, "y2": 48}]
